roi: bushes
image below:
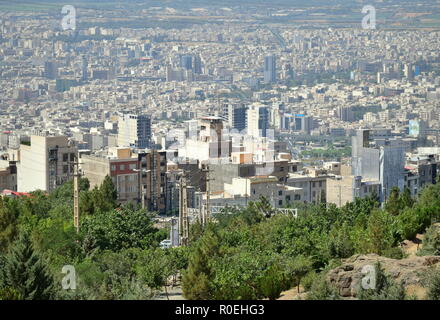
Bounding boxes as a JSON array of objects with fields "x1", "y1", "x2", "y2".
[
  {"x1": 306, "y1": 273, "x2": 340, "y2": 300},
  {"x1": 423, "y1": 267, "x2": 440, "y2": 300},
  {"x1": 418, "y1": 225, "x2": 440, "y2": 256},
  {"x1": 258, "y1": 264, "x2": 289, "y2": 300},
  {"x1": 301, "y1": 271, "x2": 318, "y2": 292}
]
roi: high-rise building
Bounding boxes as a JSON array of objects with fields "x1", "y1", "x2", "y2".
[
  {"x1": 264, "y1": 54, "x2": 277, "y2": 83},
  {"x1": 293, "y1": 114, "x2": 314, "y2": 134},
  {"x1": 193, "y1": 55, "x2": 202, "y2": 74},
  {"x1": 178, "y1": 117, "x2": 232, "y2": 162},
  {"x1": 180, "y1": 55, "x2": 193, "y2": 70},
  {"x1": 337, "y1": 106, "x2": 354, "y2": 122},
  {"x1": 404, "y1": 63, "x2": 414, "y2": 80},
  {"x1": 18, "y1": 134, "x2": 77, "y2": 192},
  {"x1": 351, "y1": 129, "x2": 405, "y2": 202},
  {"x1": 81, "y1": 56, "x2": 88, "y2": 81},
  {"x1": 247, "y1": 104, "x2": 270, "y2": 137},
  {"x1": 138, "y1": 150, "x2": 168, "y2": 213},
  {"x1": 222, "y1": 103, "x2": 247, "y2": 131},
  {"x1": 117, "y1": 113, "x2": 152, "y2": 149},
  {"x1": 44, "y1": 61, "x2": 58, "y2": 79}
]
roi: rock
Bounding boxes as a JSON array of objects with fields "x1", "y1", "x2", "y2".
[{"x1": 326, "y1": 254, "x2": 440, "y2": 299}]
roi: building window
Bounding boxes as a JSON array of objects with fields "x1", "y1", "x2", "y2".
[
  {"x1": 63, "y1": 165, "x2": 68, "y2": 174},
  {"x1": 286, "y1": 195, "x2": 291, "y2": 202},
  {"x1": 120, "y1": 164, "x2": 125, "y2": 170},
  {"x1": 278, "y1": 190, "x2": 283, "y2": 196},
  {"x1": 278, "y1": 200, "x2": 283, "y2": 206},
  {"x1": 70, "y1": 153, "x2": 75, "y2": 161},
  {"x1": 63, "y1": 153, "x2": 68, "y2": 162},
  {"x1": 129, "y1": 164, "x2": 136, "y2": 170},
  {"x1": 111, "y1": 165, "x2": 116, "y2": 171},
  {"x1": 312, "y1": 182, "x2": 316, "y2": 188},
  {"x1": 294, "y1": 194, "x2": 301, "y2": 201},
  {"x1": 252, "y1": 189, "x2": 256, "y2": 195},
  {"x1": 319, "y1": 181, "x2": 323, "y2": 188}
]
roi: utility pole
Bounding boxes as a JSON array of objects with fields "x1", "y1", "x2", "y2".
[
  {"x1": 73, "y1": 155, "x2": 80, "y2": 234},
  {"x1": 338, "y1": 185, "x2": 342, "y2": 207},
  {"x1": 202, "y1": 164, "x2": 212, "y2": 226},
  {"x1": 179, "y1": 170, "x2": 189, "y2": 246},
  {"x1": 205, "y1": 164, "x2": 210, "y2": 225}
]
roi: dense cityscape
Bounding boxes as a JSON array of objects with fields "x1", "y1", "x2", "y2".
[{"x1": 1, "y1": 0, "x2": 440, "y2": 304}]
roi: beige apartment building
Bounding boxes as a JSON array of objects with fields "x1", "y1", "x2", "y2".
[
  {"x1": 18, "y1": 135, "x2": 77, "y2": 192},
  {"x1": 326, "y1": 176, "x2": 381, "y2": 207},
  {"x1": 80, "y1": 148, "x2": 139, "y2": 204}
]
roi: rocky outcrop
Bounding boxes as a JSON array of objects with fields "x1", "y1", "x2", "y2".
[{"x1": 326, "y1": 254, "x2": 440, "y2": 299}]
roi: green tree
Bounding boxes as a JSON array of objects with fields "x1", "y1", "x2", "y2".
[
  {"x1": 357, "y1": 209, "x2": 395, "y2": 255},
  {"x1": 182, "y1": 231, "x2": 220, "y2": 300},
  {"x1": 99, "y1": 175, "x2": 118, "y2": 210},
  {"x1": 0, "y1": 197, "x2": 20, "y2": 253},
  {"x1": 255, "y1": 196, "x2": 275, "y2": 218},
  {"x1": 80, "y1": 207, "x2": 159, "y2": 252},
  {"x1": 258, "y1": 263, "x2": 288, "y2": 300},
  {"x1": 285, "y1": 255, "x2": 313, "y2": 293},
  {"x1": 385, "y1": 187, "x2": 402, "y2": 216},
  {"x1": 136, "y1": 248, "x2": 172, "y2": 299},
  {"x1": 79, "y1": 190, "x2": 96, "y2": 216},
  {"x1": 399, "y1": 187, "x2": 414, "y2": 209},
  {"x1": 0, "y1": 232, "x2": 55, "y2": 300}
]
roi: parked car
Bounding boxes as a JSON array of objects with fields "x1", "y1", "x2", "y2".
[{"x1": 160, "y1": 239, "x2": 172, "y2": 249}]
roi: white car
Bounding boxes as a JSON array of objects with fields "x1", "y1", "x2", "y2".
[{"x1": 160, "y1": 239, "x2": 172, "y2": 249}]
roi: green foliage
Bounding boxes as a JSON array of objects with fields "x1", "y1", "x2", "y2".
[
  {"x1": 0, "y1": 197, "x2": 20, "y2": 253},
  {"x1": 301, "y1": 271, "x2": 318, "y2": 292},
  {"x1": 136, "y1": 248, "x2": 171, "y2": 293},
  {"x1": 81, "y1": 207, "x2": 160, "y2": 252},
  {"x1": 0, "y1": 232, "x2": 55, "y2": 300},
  {"x1": 65, "y1": 249, "x2": 152, "y2": 300},
  {"x1": 385, "y1": 187, "x2": 414, "y2": 216},
  {"x1": 182, "y1": 231, "x2": 220, "y2": 300},
  {"x1": 418, "y1": 225, "x2": 440, "y2": 256},
  {"x1": 385, "y1": 187, "x2": 402, "y2": 216},
  {"x1": 306, "y1": 273, "x2": 340, "y2": 300},
  {"x1": 255, "y1": 196, "x2": 275, "y2": 218},
  {"x1": 81, "y1": 176, "x2": 118, "y2": 215},
  {"x1": 258, "y1": 263, "x2": 289, "y2": 300},
  {"x1": 423, "y1": 267, "x2": 440, "y2": 300},
  {"x1": 5, "y1": 172, "x2": 440, "y2": 300},
  {"x1": 0, "y1": 287, "x2": 21, "y2": 300},
  {"x1": 284, "y1": 255, "x2": 313, "y2": 293},
  {"x1": 354, "y1": 209, "x2": 395, "y2": 255},
  {"x1": 382, "y1": 247, "x2": 406, "y2": 260}
]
